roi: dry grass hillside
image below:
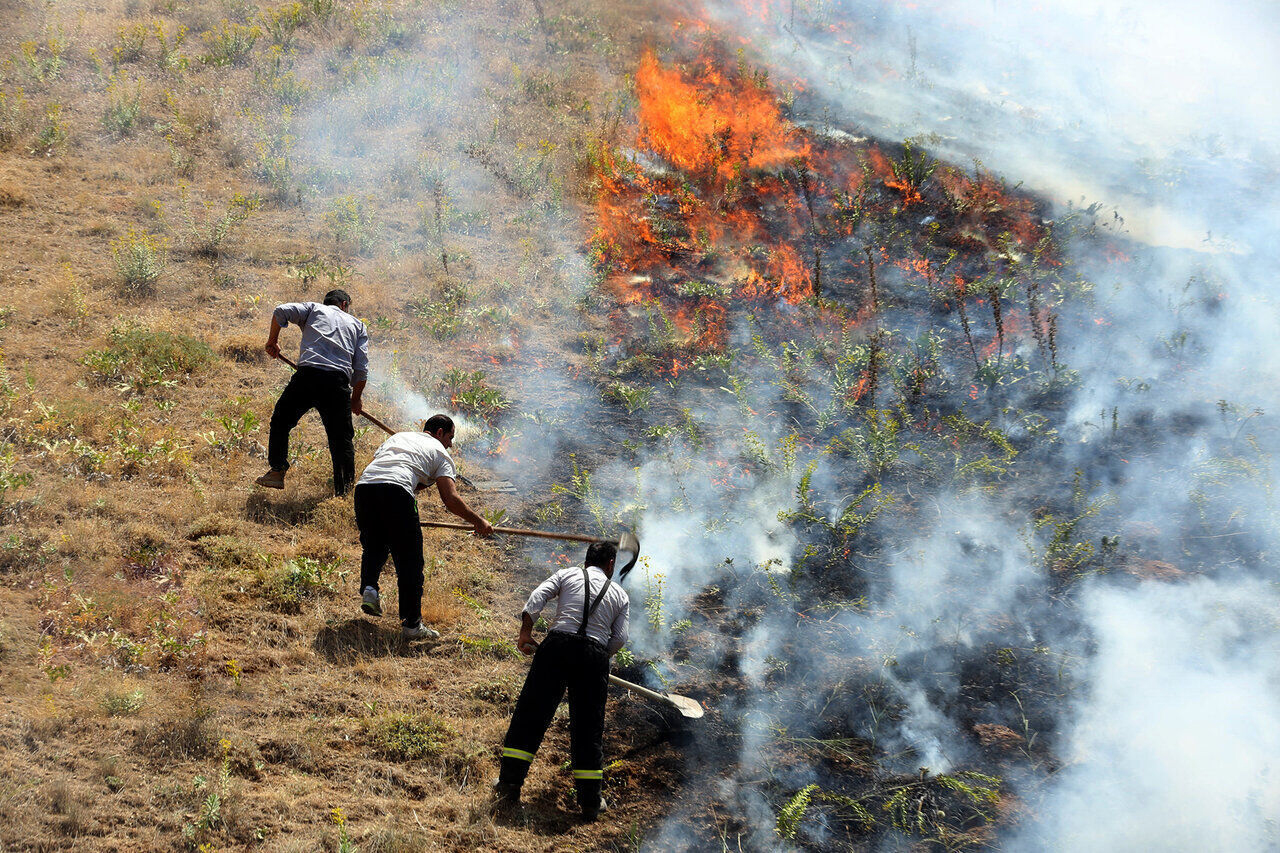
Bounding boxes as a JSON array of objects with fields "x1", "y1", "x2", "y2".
[{"x1": 0, "y1": 0, "x2": 685, "y2": 849}]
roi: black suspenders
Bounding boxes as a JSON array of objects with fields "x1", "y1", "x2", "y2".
[{"x1": 577, "y1": 566, "x2": 613, "y2": 637}]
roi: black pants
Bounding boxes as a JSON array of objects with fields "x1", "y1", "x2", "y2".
[
  {"x1": 267, "y1": 366, "x2": 355, "y2": 496},
  {"x1": 353, "y1": 483, "x2": 423, "y2": 627},
  {"x1": 499, "y1": 631, "x2": 610, "y2": 812}
]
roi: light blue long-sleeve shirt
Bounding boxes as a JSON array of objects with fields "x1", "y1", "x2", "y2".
[{"x1": 273, "y1": 302, "x2": 369, "y2": 384}]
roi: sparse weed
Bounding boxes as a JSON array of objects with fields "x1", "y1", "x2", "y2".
[
  {"x1": 327, "y1": 194, "x2": 381, "y2": 256},
  {"x1": 19, "y1": 30, "x2": 67, "y2": 83},
  {"x1": 154, "y1": 21, "x2": 190, "y2": 71},
  {"x1": 30, "y1": 103, "x2": 68, "y2": 155},
  {"x1": 254, "y1": 46, "x2": 311, "y2": 105},
  {"x1": 259, "y1": 555, "x2": 344, "y2": 612},
  {"x1": 459, "y1": 636, "x2": 521, "y2": 660},
  {"x1": 259, "y1": 3, "x2": 309, "y2": 47},
  {"x1": 83, "y1": 325, "x2": 213, "y2": 393},
  {"x1": 0, "y1": 88, "x2": 29, "y2": 149},
  {"x1": 114, "y1": 22, "x2": 149, "y2": 64},
  {"x1": 365, "y1": 711, "x2": 454, "y2": 761},
  {"x1": 53, "y1": 264, "x2": 89, "y2": 328},
  {"x1": 201, "y1": 20, "x2": 261, "y2": 66},
  {"x1": 110, "y1": 228, "x2": 168, "y2": 294},
  {"x1": 103, "y1": 688, "x2": 145, "y2": 716},
  {"x1": 177, "y1": 185, "x2": 262, "y2": 256},
  {"x1": 102, "y1": 73, "x2": 144, "y2": 137}
]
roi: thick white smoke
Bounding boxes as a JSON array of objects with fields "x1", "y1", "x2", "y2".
[{"x1": 689, "y1": 0, "x2": 1280, "y2": 848}]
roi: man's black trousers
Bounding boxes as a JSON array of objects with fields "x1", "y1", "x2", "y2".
[
  {"x1": 268, "y1": 365, "x2": 355, "y2": 496},
  {"x1": 499, "y1": 631, "x2": 609, "y2": 812},
  {"x1": 353, "y1": 483, "x2": 423, "y2": 628}
]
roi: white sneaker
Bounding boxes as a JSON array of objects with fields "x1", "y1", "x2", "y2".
[
  {"x1": 402, "y1": 622, "x2": 440, "y2": 640},
  {"x1": 360, "y1": 586, "x2": 381, "y2": 617}
]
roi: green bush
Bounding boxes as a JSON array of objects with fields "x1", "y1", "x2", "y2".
[
  {"x1": 103, "y1": 688, "x2": 145, "y2": 716},
  {"x1": 365, "y1": 712, "x2": 453, "y2": 761},
  {"x1": 110, "y1": 228, "x2": 168, "y2": 295},
  {"x1": 102, "y1": 74, "x2": 143, "y2": 137},
  {"x1": 260, "y1": 556, "x2": 343, "y2": 612},
  {"x1": 201, "y1": 20, "x2": 260, "y2": 66},
  {"x1": 83, "y1": 326, "x2": 214, "y2": 392}
]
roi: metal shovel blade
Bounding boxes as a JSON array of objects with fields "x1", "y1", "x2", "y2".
[{"x1": 608, "y1": 674, "x2": 704, "y2": 719}]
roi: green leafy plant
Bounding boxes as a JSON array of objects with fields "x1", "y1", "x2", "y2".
[
  {"x1": 201, "y1": 20, "x2": 261, "y2": 66},
  {"x1": 438, "y1": 368, "x2": 509, "y2": 421},
  {"x1": 83, "y1": 325, "x2": 213, "y2": 393},
  {"x1": 102, "y1": 73, "x2": 144, "y2": 137},
  {"x1": 110, "y1": 228, "x2": 168, "y2": 295},
  {"x1": 259, "y1": 555, "x2": 344, "y2": 612},
  {"x1": 365, "y1": 712, "x2": 453, "y2": 761},
  {"x1": 776, "y1": 783, "x2": 818, "y2": 841}
]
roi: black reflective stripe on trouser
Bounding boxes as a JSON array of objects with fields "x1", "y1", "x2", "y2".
[{"x1": 498, "y1": 631, "x2": 609, "y2": 811}]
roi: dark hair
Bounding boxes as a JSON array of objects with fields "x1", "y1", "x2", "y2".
[
  {"x1": 323, "y1": 289, "x2": 351, "y2": 307},
  {"x1": 586, "y1": 542, "x2": 617, "y2": 571},
  {"x1": 423, "y1": 414, "x2": 454, "y2": 436}
]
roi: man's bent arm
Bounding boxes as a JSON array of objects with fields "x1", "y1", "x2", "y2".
[
  {"x1": 517, "y1": 612, "x2": 536, "y2": 655},
  {"x1": 350, "y1": 379, "x2": 366, "y2": 415},
  {"x1": 264, "y1": 317, "x2": 283, "y2": 359},
  {"x1": 436, "y1": 477, "x2": 494, "y2": 537}
]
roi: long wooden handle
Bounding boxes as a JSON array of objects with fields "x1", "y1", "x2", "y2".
[
  {"x1": 420, "y1": 520, "x2": 609, "y2": 544},
  {"x1": 608, "y1": 674, "x2": 666, "y2": 703},
  {"x1": 274, "y1": 352, "x2": 396, "y2": 436}
]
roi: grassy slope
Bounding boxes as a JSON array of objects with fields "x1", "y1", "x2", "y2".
[{"x1": 0, "y1": 1, "x2": 682, "y2": 849}]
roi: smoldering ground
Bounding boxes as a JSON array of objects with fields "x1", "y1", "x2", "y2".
[{"x1": 281, "y1": 0, "x2": 1280, "y2": 848}]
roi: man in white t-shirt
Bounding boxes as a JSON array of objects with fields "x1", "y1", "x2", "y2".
[{"x1": 353, "y1": 413, "x2": 493, "y2": 639}]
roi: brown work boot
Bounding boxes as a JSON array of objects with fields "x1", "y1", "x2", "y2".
[{"x1": 255, "y1": 469, "x2": 285, "y2": 489}]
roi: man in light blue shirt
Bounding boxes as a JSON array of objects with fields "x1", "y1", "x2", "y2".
[{"x1": 256, "y1": 289, "x2": 369, "y2": 496}]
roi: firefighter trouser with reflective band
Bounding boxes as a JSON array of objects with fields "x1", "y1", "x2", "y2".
[{"x1": 499, "y1": 631, "x2": 610, "y2": 812}]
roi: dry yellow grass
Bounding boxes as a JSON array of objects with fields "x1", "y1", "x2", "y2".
[{"x1": 0, "y1": 0, "x2": 683, "y2": 849}]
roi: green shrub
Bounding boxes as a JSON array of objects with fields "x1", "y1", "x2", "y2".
[
  {"x1": 0, "y1": 88, "x2": 28, "y2": 150},
  {"x1": 260, "y1": 556, "x2": 343, "y2": 612},
  {"x1": 103, "y1": 688, "x2": 145, "y2": 716},
  {"x1": 83, "y1": 325, "x2": 214, "y2": 392},
  {"x1": 102, "y1": 73, "x2": 144, "y2": 137},
  {"x1": 365, "y1": 712, "x2": 453, "y2": 761},
  {"x1": 201, "y1": 20, "x2": 260, "y2": 66},
  {"x1": 110, "y1": 228, "x2": 168, "y2": 295}
]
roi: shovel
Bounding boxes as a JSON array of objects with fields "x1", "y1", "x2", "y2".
[
  {"x1": 523, "y1": 641, "x2": 703, "y2": 720},
  {"x1": 608, "y1": 673, "x2": 704, "y2": 719},
  {"x1": 420, "y1": 521, "x2": 640, "y2": 577},
  {"x1": 420, "y1": 521, "x2": 638, "y2": 552}
]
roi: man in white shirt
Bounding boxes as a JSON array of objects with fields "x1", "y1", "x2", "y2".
[
  {"x1": 353, "y1": 414, "x2": 493, "y2": 639},
  {"x1": 494, "y1": 542, "x2": 630, "y2": 821}
]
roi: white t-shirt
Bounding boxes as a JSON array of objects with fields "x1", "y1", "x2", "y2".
[{"x1": 356, "y1": 432, "x2": 457, "y2": 496}]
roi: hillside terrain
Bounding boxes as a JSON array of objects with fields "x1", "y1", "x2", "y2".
[
  {"x1": 0, "y1": 0, "x2": 686, "y2": 849},
  {"x1": 5, "y1": 0, "x2": 1273, "y2": 851}
]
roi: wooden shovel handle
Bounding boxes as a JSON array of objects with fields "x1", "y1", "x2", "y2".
[
  {"x1": 419, "y1": 520, "x2": 611, "y2": 544},
  {"x1": 274, "y1": 352, "x2": 396, "y2": 436}
]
